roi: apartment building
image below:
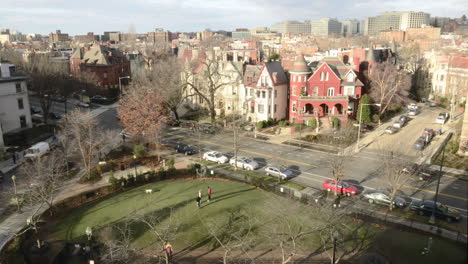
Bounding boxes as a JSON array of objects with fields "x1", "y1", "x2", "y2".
[
  {"x1": 49, "y1": 30, "x2": 69, "y2": 43},
  {"x1": 310, "y1": 18, "x2": 342, "y2": 36},
  {"x1": 0, "y1": 63, "x2": 32, "y2": 145},
  {"x1": 365, "y1": 11, "x2": 430, "y2": 35},
  {"x1": 270, "y1": 20, "x2": 311, "y2": 34}
]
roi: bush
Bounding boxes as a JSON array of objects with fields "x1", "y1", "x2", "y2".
[
  {"x1": 267, "y1": 117, "x2": 274, "y2": 127},
  {"x1": 108, "y1": 171, "x2": 118, "y2": 186},
  {"x1": 459, "y1": 101, "x2": 466, "y2": 108},
  {"x1": 306, "y1": 119, "x2": 317, "y2": 128},
  {"x1": 133, "y1": 144, "x2": 146, "y2": 159},
  {"x1": 305, "y1": 135, "x2": 317, "y2": 142},
  {"x1": 278, "y1": 120, "x2": 290, "y2": 127},
  {"x1": 372, "y1": 114, "x2": 380, "y2": 123},
  {"x1": 392, "y1": 104, "x2": 403, "y2": 113},
  {"x1": 331, "y1": 117, "x2": 340, "y2": 129},
  {"x1": 294, "y1": 123, "x2": 306, "y2": 131},
  {"x1": 158, "y1": 167, "x2": 167, "y2": 180},
  {"x1": 257, "y1": 120, "x2": 266, "y2": 130},
  {"x1": 439, "y1": 97, "x2": 448, "y2": 103},
  {"x1": 167, "y1": 158, "x2": 175, "y2": 169},
  {"x1": 79, "y1": 169, "x2": 102, "y2": 184}
]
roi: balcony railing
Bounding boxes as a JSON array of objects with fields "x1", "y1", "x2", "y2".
[{"x1": 298, "y1": 95, "x2": 350, "y2": 101}]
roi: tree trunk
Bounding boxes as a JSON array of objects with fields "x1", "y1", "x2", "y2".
[{"x1": 173, "y1": 108, "x2": 179, "y2": 121}]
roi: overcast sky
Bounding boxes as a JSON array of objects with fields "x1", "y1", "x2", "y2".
[{"x1": 1, "y1": 0, "x2": 466, "y2": 35}]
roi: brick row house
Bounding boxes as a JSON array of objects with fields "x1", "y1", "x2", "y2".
[
  {"x1": 70, "y1": 45, "x2": 131, "y2": 96},
  {"x1": 289, "y1": 55, "x2": 364, "y2": 125}
]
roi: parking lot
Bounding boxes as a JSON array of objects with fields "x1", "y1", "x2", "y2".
[{"x1": 366, "y1": 105, "x2": 448, "y2": 158}]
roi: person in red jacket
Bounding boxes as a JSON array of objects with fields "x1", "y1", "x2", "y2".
[{"x1": 207, "y1": 186, "x2": 212, "y2": 202}]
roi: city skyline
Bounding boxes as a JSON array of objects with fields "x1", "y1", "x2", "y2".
[{"x1": 0, "y1": 0, "x2": 466, "y2": 35}]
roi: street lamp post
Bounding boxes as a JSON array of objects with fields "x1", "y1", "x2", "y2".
[
  {"x1": 355, "y1": 103, "x2": 381, "y2": 152},
  {"x1": 429, "y1": 131, "x2": 453, "y2": 224},
  {"x1": 332, "y1": 230, "x2": 339, "y2": 264},
  {"x1": 119, "y1": 76, "x2": 131, "y2": 96},
  {"x1": 133, "y1": 155, "x2": 137, "y2": 176},
  {"x1": 11, "y1": 175, "x2": 20, "y2": 212}
]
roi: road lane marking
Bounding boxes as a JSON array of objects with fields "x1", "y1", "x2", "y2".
[
  {"x1": 402, "y1": 184, "x2": 468, "y2": 201},
  {"x1": 165, "y1": 132, "x2": 468, "y2": 204}
]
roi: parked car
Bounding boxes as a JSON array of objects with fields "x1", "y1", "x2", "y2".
[
  {"x1": 75, "y1": 102, "x2": 90, "y2": 108},
  {"x1": 435, "y1": 112, "x2": 449, "y2": 124},
  {"x1": 175, "y1": 144, "x2": 195, "y2": 155},
  {"x1": 408, "y1": 109, "x2": 418, "y2": 116},
  {"x1": 203, "y1": 151, "x2": 228, "y2": 164},
  {"x1": 392, "y1": 120, "x2": 404, "y2": 128},
  {"x1": 384, "y1": 126, "x2": 399, "y2": 134},
  {"x1": 199, "y1": 123, "x2": 217, "y2": 134},
  {"x1": 399, "y1": 115, "x2": 409, "y2": 124},
  {"x1": 408, "y1": 103, "x2": 418, "y2": 110},
  {"x1": 353, "y1": 123, "x2": 372, "y2": 132},
  {"x1": 179, "y1": 120, "x2": 195, "y2": 129},
  {"x1": 413, "y1": 137, "x2": 426, "y2": 150},
  {"x1": 31, "y1": 114, "x2": 44, "y2": 124},
  {"x1": 24, "y1": 142, "x2": 50, "y2": 159},
  {"x1": 363, "y1": 190, "x2": 406, "y2": 208},
  {"x1": 30, "y1": 106, "x2": 41, "y2": 114},
  {"x1": 402, "y1": 166, "x2": 434, "y2": 181},
  {"x1": 167, "y1": 119, "x2": 180, "y2": 127},
  {"x1": 119, "y1": 130, "x2": 132, "y2": 139},
  {"x1": 242, "y1": 124, "x2": 255, "y2": 132},
  {"x1": 229, "y1": 157, "x2": 259, "y2": 170},
  {"x1": 265, "y1": 165, "x2": 293, "y2": 180},
  {"x1": 48, "y1": 112, "x2": 62, "y2": 120},
  {"x1": 422, "y1": 128, "x2": 435, "y2": 142},
  {"x1": 410, "y1": 200, "x2": 461, "y2": 222},
  {"x1": 52, "y1": 95, "x2": 66, "y2": 102},
  {"x1": 91, "y1": 95, "x2": 109, "y2": 104},
  {"x1": 322, "y1": 180, "x2": 358, "y2": 196},
  {"x1": 426, "y1": 101, "x2": 437, "y2": 107}
]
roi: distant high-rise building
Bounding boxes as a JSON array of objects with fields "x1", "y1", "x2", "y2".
[
  {"x1": 232, "y1": 28, "x2": 251, "y2": 39},
  {"x1": 364, "y1": 11, "x2": 430, "y2": 35},
  {"x1": 49, "y1": 30, "x2": 69, "y2": 43},
  {"x1": 147, "y1": 28, "x2": 173, "y2": 43},
  {"x1": 341, "y1": 19, "x2": 363, "y2": 36},
  {"x1": 102, "y1": 31, "x2": 119, "y2": 42},
  {"x1": 270, "y1": 20, "x2": 311, "y2": 34},
  {"x1": 430, "y1": 17, "x2": 451, "y2": 28},
  {"x1": 310, "y1": 18, "x2": 342, "y2": 36}
]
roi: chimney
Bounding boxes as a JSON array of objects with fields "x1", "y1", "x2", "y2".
[
  {"x1": 353, "y1": 57, "x2": 360, "y2": 72},
  {"x1": 272, "y1": 72, "x2": 278, "y2": 84}
]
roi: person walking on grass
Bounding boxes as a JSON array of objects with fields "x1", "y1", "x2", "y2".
[
  {"x1": 207, "y1": 186, "x2": 212, "y2": 202},
  {"x1": 196, "y1": 195, "x2": 201, "y2": 208},
  {"x1": 165, "y1": 241, "x2": 173, "y2": 262}
]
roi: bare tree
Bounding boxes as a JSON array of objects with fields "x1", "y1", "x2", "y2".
[
  {"x1": 202, "y1": 208, "x2": 256, "y2": 264},
  {"x1": 98, "y1": 219, "x2": 137, "y2": 264},
  {"x1": 134, "y1": 207, "x2": 182, "y2": 263},
  {"x1": 380, "y1": 150, "x2": 411, "y2": 211},
  {"x1": 136, "y1": 57, "x2": 187, "y2": 120},
  {"x1": 315, "y1": 200, "x2": 372, "y2": 264},
  {"x1": 263, "y1": 198, "x2": 319, "y2": 264},
  {"x1": 328, "y1": 150, "x2": 349, "y2": 196},
  {"x1": 183, "y1": 58, "x2": 238, "y2": 123},
  {"x1": 369, "y1": 63, "x2": 411, "y2": 120},
  {"x1": 15, "y1": 205, "x2": 45, "y2": 249},
  {"x1": 118, "y1": 86, "x2": 168, "y2": 161},
  {"x1": 61, "y1": 110, "x2": 116, "y2": 179}
]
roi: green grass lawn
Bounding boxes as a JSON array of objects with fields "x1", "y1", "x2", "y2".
[
  {"x1": 51, "y1": 180, "x2": 277, "y2": 249},
  {"x1": 49, "y1": 180, "x2": 467, "y2": 262}
]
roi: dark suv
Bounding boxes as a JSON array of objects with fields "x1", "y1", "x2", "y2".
[
  {"x1": 175, "y1": 144, "x2": 195, "y2": 155},
  {"x1": 410, "y1": 200, "x2": 461, "y2": 222}
]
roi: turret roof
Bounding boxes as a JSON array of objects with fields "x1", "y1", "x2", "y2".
[{"x1": 290, "y1": 55, "x2": 311, "y2": 74}]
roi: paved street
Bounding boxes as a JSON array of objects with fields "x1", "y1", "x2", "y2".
[{"x1": 367, "y1": 105, "x2": 448, "y2": 157}]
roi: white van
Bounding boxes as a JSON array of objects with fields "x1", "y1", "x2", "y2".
[{"x1": 24, "y1": 142, "x2": 50, "y2": 159}]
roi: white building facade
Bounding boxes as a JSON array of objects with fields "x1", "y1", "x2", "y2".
[
  {"x1": 0, "y1": 63, "x2": 32, "y2": 147},
  {"x1": 241, "y1": 62, "x2": 288, "y2": 122}
]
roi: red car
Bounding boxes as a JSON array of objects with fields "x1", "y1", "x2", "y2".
[{"x1": 322, "y1": 180, "x2": 358, "y2": 196}]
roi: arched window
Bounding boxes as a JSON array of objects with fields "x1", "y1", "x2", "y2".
[{"x1": 327, "y1": 87, "x2": 334, "y2": 96}]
